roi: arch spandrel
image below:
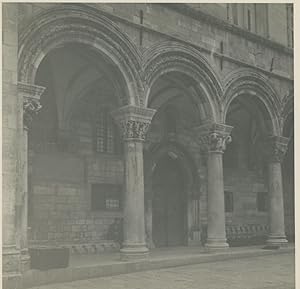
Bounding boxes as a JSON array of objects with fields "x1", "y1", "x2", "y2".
[
  {"x1": 222, "y1": 68, "x2": 282, "y2": 136},
  {"x1": 142, "y1": 41, "x2": 224, "y2": 123},
  {"x1": 18, "y1": 4, "x2": 143, "y2": 107}
]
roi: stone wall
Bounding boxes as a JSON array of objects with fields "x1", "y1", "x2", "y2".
[{"x1": 29, "y1": 149, "x2": 123, "y2": 250}]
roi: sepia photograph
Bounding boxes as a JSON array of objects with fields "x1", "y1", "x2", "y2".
[{"x1": 2, "y1": 2, "x2": 295, "y2": 289}]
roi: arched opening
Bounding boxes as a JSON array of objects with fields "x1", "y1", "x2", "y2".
[
  {"x1": 152, "y1": 155, "x2": 186, "y2": 247},
  {"x1": 282, "y1": 112, "x2": 294, "y2": 242},
  {"x1": 223, "y1": 94, "x2": 272, "y2": 246},
  {"x1": 27, "y1": 43, "x2": 126, "y2": 249},
  {"x1": 144, "y1": 71, "x2": 204, "y2": 248}
]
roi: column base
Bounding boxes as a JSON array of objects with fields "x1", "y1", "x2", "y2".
[
  {"x1": 2, "y1": 245, "x2": 22, "y2": 289},
  {"x1": 205, "y1": 238, "x2": 229, "y2": 251},
  {"x1": 120, "y1": 243, "x2": 149, "y2": 261},
  {"x1": 3, "y1": 272, "x2": 22, "y2": 289},
  {"x1": 20, "y1": 249, "x2": 31, "y2": 272},
  {"x1": 146, "y1": 238, "x2": 155, "y2": 249},
  {"x1": 265, "y1": 234, "x2": 288, "y2": 248},
  {"x1": 3, "y1": 245, "x2": 21, "y2": 273}
]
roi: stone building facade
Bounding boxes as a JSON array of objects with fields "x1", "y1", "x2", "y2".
[{"x1": 3, "y1": 3, "x2": 294, "y2": 288}]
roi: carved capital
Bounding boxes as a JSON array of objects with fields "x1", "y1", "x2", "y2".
[
  {"x1": 18, "y1": 82, "x2": 45, "y2": 130},
  {"x1": 111, "y1": 105, "x2": 156, "y2": 141},
  {"x1": 265, "y1": 136, "x2": 289, "y2": 163},
  {"x1": 195, "y1": 122, "x2": 233, "y2": 153}
]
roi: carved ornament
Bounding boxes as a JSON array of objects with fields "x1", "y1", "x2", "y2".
[
  {"x1": 111, "y1": 105, "x2": 156, "y2": 141},
  {"x1": 195, "y1": 122, "x2": 233, "y2": 153},
  {"x1": 18, "y1": 82, "x2": 46, "y2": 130},
  {"x1": 265, "y1": 136, "x2": 289, "y2": 163}
]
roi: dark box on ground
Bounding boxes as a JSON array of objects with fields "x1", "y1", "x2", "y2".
[{"x1": 29, "y1": 247, "x2": 70, "y2": 270}]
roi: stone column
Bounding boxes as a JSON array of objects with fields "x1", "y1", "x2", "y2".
[
  {"x1": 196, "y1": 123, "x2": 233, "y2": 249},
  {"x1": 3, "y1": 4, "x2": 21, "y2": 288},
  {"x1": 112, "y1": 105, "x2": 156, "y2": 260},
  {"x1": 265, "y1": 136, "x2": 289, "y2": 247},
  {"x1": 17, "y1": 83, "x2": 45, "y2": 271}
]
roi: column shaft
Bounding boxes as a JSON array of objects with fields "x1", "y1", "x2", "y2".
[
  {"x1": 267, "y1": 162, "x2": 286, "y2": 241},
  {"x1": 206, "y1": 152, "x2": 228, "y2": 247},
  {"x1": 121, "y1": 141, "x2": 148, "y2": 252},
  {"x1": 265, "y1": 136, "x2": 289, "y2": 247}
]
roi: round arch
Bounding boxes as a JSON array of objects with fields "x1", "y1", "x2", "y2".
[
  {"x1": 143, "y1": 42, "x2": 223, "y2": 122},
  {"x1": 222, "y1": 68, "x2": 282, "y2": 135},
  {"x1": 18, "y1": 4, "x2": 143, "y2": 106}
]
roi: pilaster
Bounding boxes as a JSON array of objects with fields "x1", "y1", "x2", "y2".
[{"x1": 17, "y1": 82, "x2": 45, "y2": 271}]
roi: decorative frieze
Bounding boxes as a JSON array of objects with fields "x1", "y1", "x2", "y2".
[
  {"x1": 265, "y1": 136, "x2": 289, "y2": 163},
  {"x1": 195, "y1": 122, "x2": 233, "y2": 153},
  {"x1": 111, "y1": 105, "x2": 156, "y2": 141},
  {"x1": 18, "y1": 82, "x2": 45, "y2": 130}
]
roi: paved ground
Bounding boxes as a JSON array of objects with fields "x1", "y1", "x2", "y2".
[{"x1": 31, "y1": 253, "x2": 294, "y2": 289}]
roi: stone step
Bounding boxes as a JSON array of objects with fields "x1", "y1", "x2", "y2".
[{"x1": 23, "y1": 246, "x2": 294, "y2": 288}]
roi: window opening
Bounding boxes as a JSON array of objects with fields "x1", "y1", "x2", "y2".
[{"x1": 91, "y1": 184, "x2": 122, "y2": 211}]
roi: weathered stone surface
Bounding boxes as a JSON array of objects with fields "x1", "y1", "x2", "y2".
[
  {"x1": 3, "y1": 4, "x2": 22, "y2": 286},
  {"x1": 2, "y1": 3, "x2": 294, "y2": 283}
]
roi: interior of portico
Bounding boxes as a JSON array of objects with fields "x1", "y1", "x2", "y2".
[
  {"x1": 27, "y1": 52, "x2": 294, "y2": 250},
  {"x1": 223, "y1": 94, "x2": 272, "y2": 244},
  {"x1": 28, "y1": 43, "x2": 126, "y2": 249},
  {"x1": 144, "y1": 72, "x2": 207, "y2": 248}
]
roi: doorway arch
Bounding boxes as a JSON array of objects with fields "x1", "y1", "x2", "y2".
[
  {"x1": 152, "y1": 155, "x2": 186, "y2": 247},
  {"x1": 144, "y1": 142, "x2": 198, "y2": 248}
]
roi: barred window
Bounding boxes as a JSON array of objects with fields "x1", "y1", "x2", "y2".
[
  {"x1": 94, "y1": 107, "x2": 119, "y2": 154},
  {"x1": 91, "y1": 184, "x2": 122, "y2": 211}
]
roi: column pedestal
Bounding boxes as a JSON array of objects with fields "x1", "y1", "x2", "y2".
[
  {"x1": 3, "y1": 247, "x2": 22, "y2": 289},
  {"x1": 265, "y1": 136, "x2": 289, "y2": 248},
  {"x1": 112, "y1": 105, "x2": 156, "y2": 261}
]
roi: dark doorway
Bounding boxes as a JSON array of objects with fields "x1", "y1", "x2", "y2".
[{"x1": 152, "y1": 155, "x2": 185, "y2": 247}]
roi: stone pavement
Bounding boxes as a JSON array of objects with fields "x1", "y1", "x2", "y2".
[{"x1": 30, "y1": 252, "x2": 294, "y2": 289}]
